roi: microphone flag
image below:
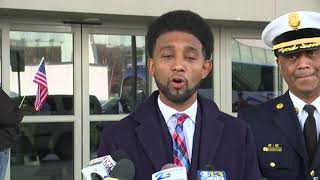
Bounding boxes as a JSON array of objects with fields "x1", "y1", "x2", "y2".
[
  {"x1": 197, "y1": 170, "x2": 227, "y2": 180},
  {"x1": 152, "y1": 166, "x2": 187, "y2": 180}
]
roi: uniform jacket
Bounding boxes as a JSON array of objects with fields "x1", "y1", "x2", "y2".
[
  {"x1": 238, "y1": 91, "x2": 320, "y2": 180},
  {"x1": 0, "y1": 89, "x2": 23, "y2": 150},
  {"x1": 98, "y1": 91, "x2": 260, "y2": 180}
]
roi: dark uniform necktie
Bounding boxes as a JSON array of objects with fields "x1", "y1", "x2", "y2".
[{"x1": 303, "y1": 104, "x2": 317, "y2": 161}]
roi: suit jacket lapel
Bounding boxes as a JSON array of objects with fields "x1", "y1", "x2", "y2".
[
  {"x1": 272, "y1": 92, "x2": 309, "y2": 168},
  {"x1": 135, "y1": 91, "x2": 172, "y2": 171},
  {"x1": 310, "y1": 134, "x2": 320, "y2": 169},
  {"x1": 134, "y1": 92, "x2": 225, "y2": 174},
  {"x1": 195, "y1": 96, "x2": 224, "y2": 169}
]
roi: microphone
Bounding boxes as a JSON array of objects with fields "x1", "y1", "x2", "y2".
[
  {"x1": 161, "y1": 163, "x2": 177, "y2": 170},
  {"x1": 203, "y1": 164, "x2": 215, "y2": 171},
  {"x1": 152, "y1": 163, "x2": 187, "y2": 180},
  {"x1": 82, "y1": 150, "x2": 129, "y2": 180},
  {"x1": 82, "y1": 155, "x2": 116, "y2": 180},
  {"x1": 107, "y1": 159, "x2": 135, "y2": 180},
  {"x1": 197, "y1": 164, "x2": 227, "y2": 180},
  {"x1": 111, "y1": 150, "x2": 130, "y2": 162}
]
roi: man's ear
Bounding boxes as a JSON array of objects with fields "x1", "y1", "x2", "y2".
[
  {"x1": 202, "y1": 59, "x2": 213, "y2": 79},
  {"x1": 276, "y1": 58, "x2": 281, "y2": 72},
  {"x1": 148, "y1": 58, "x2": 155, "y2": 75}
]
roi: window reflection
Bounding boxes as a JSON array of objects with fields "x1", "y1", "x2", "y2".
[
  {"x1": 232, "y1": 39, "x2": 282, "y2": 112},
  {"x1": 11, "y1": 123, "x2": 74, "y2": 180},
  {"x1": 89, "y1": 35, "x2": 147, "y2": 114},
  {"x1": 90, "y1": 121, "x2": 117, "y2": 159},
  {"x1": 9, "y1": 31, "x2": 74, "y2": 115}
]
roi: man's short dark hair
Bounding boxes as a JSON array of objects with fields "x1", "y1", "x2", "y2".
[{"x1": 146, "y1": 10, "x2": 213, "y2": 60}]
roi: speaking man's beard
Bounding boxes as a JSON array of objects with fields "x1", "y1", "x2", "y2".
[{"x1": 154, "y1": 76, "x2": 200, "y2": 104}]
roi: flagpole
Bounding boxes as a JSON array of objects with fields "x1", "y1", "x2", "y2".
[
  {"x1": 37, "y1": 57, "x2": 45, "y2": 70},
  {"x1": 18, "y1": 57, "x2": 45, "y2": 109}
]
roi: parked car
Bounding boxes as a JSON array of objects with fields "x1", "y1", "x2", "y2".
[{"x1": 12, "y1": 94, "x2": 102, "y2": 115}]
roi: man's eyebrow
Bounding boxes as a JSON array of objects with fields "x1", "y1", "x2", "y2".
[
  {"x1": 157, "y1": 44, "x2": 200, "y2": 53},
  {"x1": 184, "y1": 45, "x2": 198, "y2": 52},
  {"x1": 183, "y1": 45, "x2": 202, "y2": 56},
  {"x1": 158, "y1": 44, "x2": 174, "y2": 51}
]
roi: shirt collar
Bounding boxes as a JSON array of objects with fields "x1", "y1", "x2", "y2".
[
  {"x1": 157, "y1": 95, "x2": 197, "y2": 124},
  {"x1": 289, "y1": 91, "x2": 320, "y2": 113}
]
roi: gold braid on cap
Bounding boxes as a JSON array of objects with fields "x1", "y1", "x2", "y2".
[{"x1": 273, "y1": 37, "x2": 320, "y2": 53}]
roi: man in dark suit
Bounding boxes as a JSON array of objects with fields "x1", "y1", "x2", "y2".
[
  {"x1": 0, "y1": 89, "x2": 23, "y2": 179},
  {"x1": 238, "y1": 11, "x2": 320, "y2": 180},
  {"x1": 98, "y1": 10, "x2": 260, "y2": 180}
]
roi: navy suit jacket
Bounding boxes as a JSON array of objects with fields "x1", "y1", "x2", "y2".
[
  {"x1": 238, "y1": 91, "x2": 320, "y2": 180},
  {"x1": 98, "y1": 91, "x2": 260, "y2": 180}
]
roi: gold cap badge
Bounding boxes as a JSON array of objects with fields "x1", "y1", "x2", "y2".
[
  {"x1": 288, "y1": 12, "x2": 301, "y2": 30},
  {"x1": 276, "y1": 103, "x2": 284, "y2": 109}
]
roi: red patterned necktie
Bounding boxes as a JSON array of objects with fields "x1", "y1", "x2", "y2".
[{"x1": 172, "y1": 113, "x2": 191, "y2": 175}]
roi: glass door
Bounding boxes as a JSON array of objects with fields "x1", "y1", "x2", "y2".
[
  {"x1": 220, "y1": 28, "x2": 283, "y2": 115},
  {"x1": 80, "y1": 25, "x2": 148, "y2": 168},
  {"x1": 5, "y1": 24, "x2": 82, "y2": 180}
]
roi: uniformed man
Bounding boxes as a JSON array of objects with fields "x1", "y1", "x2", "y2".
[{"x1": 238, "y1": 11, "x2": 320, "y2": 180}]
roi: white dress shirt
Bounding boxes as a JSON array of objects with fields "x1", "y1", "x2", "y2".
[
  {"x1": 157, "y1": 96, "x2": 197, "y2": 161},
  {"x1": 289, "y1": 91, "x2": 320, "y2": 139}
]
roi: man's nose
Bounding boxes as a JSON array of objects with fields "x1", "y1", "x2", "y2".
[
  {"x1": 297, "y1": 54, "x2": 312, "y2": 69},
  {"x1": 172, "y1": 55, "x2": 185, "y2": 72}
]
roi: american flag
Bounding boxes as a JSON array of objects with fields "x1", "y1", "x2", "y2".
[{"x1": 33, "y1": 60, "x2": 48, "y2": 111}]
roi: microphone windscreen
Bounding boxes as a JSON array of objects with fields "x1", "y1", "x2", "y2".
[
  {"x1": 110, "y1": 159, "x2": 135, "y2": 180},
  {"x1": 111, "y1": 150, "x2": 129, "y2": 162},
  {"x1": 91, "y1": 173, "x2": 103, "y2": 180},
  {"x1": 161, "y1": 163, "x2": 178, "y2": 170},
  {"x1": 204, "y1": 164, "x2": 215, "y2": 171}
]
